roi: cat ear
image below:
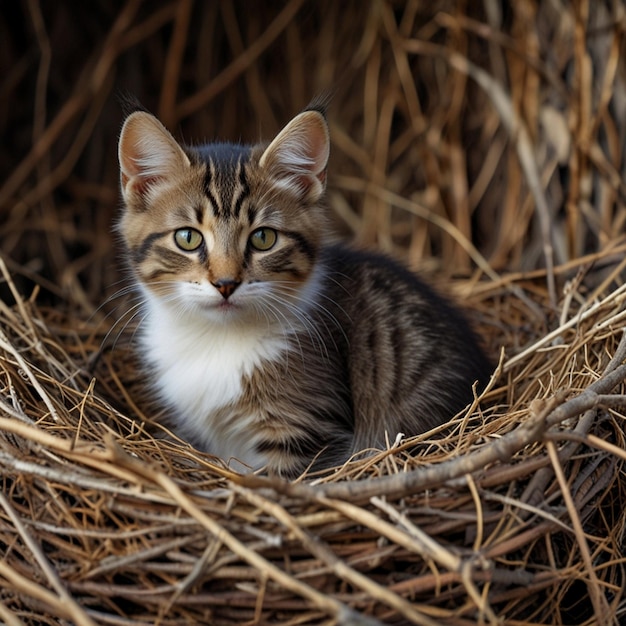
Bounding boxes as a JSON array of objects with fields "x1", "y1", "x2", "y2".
[
  {"x1": 118, "y1": 111, "x2": 190, "y2": 203},
  {"x1": 259, "y1": 110, "x2": 330, "y2": 202}
]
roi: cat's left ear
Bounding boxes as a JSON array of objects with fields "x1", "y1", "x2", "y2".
[{"x1": 259, "y1": 110, "x2": 329, "y2": 202}]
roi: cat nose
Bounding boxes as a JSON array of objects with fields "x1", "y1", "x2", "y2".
[{"x1": 211, "y1": 278, "x2": 241, "y2": 300}]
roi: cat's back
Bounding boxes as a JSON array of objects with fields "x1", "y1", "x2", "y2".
[{"x1": 316, "y1": 244, "x2": 491, "y2": 448}]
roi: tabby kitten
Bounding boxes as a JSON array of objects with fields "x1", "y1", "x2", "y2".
[{"x1": 117, "y1": 105, "x2": 491, "y2": 476}]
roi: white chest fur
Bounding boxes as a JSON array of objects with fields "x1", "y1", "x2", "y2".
[{"x1": 139, "y1": 294, "x2": 288, "y2": 468}]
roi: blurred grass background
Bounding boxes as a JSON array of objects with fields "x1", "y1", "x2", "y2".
[{"x1": 2, "y1": 0, "x2": 625, "y2": 314}]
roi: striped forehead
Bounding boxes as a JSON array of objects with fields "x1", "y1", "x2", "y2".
[{"x1": 195, "y1": 143, "x2": 251, "y2": 220}]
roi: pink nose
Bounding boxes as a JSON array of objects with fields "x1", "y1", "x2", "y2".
[{"x1": 211, "y1": 279, "x2": 240, "y2": 299}]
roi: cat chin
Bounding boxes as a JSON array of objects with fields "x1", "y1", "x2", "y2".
[{"x1": 185, "y1": 300, "x2": 252, "y2": 325}]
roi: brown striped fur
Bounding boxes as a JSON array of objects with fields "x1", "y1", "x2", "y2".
[{"x1": 117, "y1": 107, "x2": 491, "y2": 476}]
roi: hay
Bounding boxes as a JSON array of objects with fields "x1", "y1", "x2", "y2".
[
  {"x1": 1, "y1": 244, "x2": 625, "y2": 625},
  {"x1": 1, "y1": 1, "x2": 626, "y2": 624}
]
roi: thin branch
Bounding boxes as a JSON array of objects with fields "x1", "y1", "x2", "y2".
[
  {"x1": 0, "y1": 492, "x2": 98, "y2": 626},
  {"x1": 546, "y1": 440, "x2": 612, "y2": 622}
]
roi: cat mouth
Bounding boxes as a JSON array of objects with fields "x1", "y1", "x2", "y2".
[{"x1": 202, "y1": 298, "x2": 241, "y2": 314}]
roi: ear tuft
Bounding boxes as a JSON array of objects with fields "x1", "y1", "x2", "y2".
[
  {"x1": 118, "y1": 111, "x2": 190, "y2": 205},
  {"x1": 259, "y1": 110, "x2": 330, "y2": 202}
]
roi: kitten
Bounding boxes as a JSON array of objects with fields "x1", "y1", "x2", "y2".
[{"x1": 117, "y1": 105, "x2": 491, "y2": 476}]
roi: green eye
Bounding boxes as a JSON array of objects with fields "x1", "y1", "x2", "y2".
[
  {"x1": 174, "y1": 228, "x2": 203, "y2": 251},
  {"x1": 249, "y1": 228, "x2": 277, "y2": 251}
]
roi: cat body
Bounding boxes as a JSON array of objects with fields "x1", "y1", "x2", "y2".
[{"x1": 118, "y1": 106, "x2": 491, "y2": 476}]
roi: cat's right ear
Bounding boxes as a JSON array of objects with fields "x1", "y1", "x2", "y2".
[{"x1": 118, "y1": 111, "x2": 190, "y2": 205}]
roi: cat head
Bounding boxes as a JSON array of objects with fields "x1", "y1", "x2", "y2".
[{"x1": 118, "y1": 108, "x2": 330, "y2": 326}]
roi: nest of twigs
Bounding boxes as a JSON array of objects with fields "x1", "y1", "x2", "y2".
[{"x1": 2, "y1": 1, "x2": 626, "y2": 624}]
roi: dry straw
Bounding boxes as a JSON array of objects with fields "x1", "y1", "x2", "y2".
[{"x1": 1, "y1": 1, "x2": 626, "y2": 624}]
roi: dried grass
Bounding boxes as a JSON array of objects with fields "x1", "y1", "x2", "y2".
[{"x1": 1, "y1": 1, "x2": 626, "y2": 624}]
